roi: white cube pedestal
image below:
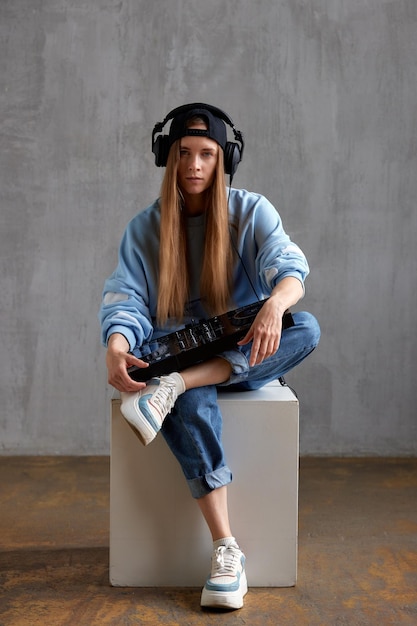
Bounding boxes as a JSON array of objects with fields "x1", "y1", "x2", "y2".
[{"x1": 110, "y1": 381, "x2": 299, "y2": 587}]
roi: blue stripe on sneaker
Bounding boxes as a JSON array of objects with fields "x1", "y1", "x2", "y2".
[
  {"x1": 137, "y1": 395, "x2": 161, "y2": 433},
  {"x1": 204, "y1": 571, "x2": 242, "y2": 592}
]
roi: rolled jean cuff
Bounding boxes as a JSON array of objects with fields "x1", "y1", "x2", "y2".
[
  {"x1": 216, "y1": 348, "x2": 249, "y2": 386},
  {"x1": 187, "y1": 465, "x2": 233, "y2": 499}
]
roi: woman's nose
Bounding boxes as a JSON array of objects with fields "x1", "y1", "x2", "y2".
[{"x1": 188, "y1": 155, "x2": 201, "y2": 170}]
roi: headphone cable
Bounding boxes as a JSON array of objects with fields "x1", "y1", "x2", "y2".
[{"x1": 227, "y1": 185, "x2": 261, "y2": 304}]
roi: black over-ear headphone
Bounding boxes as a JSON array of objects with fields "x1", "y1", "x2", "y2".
[{"x1": 151, "y1": 103, "x2": 245, "y2": 177}]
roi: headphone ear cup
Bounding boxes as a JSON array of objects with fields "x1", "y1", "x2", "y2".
[
  {"x1": 224, "y1": 142, "x2": 241, "y2": 176},
  {"x1": 152, "y1": 135, "x2": 170, "y2": 167}
]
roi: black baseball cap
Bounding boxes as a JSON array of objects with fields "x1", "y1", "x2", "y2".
[{"x1": 168, "y1": 106, "x2": 227, "y2": 152}]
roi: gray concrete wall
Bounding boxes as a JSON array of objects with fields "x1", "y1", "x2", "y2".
[{"x1": 1, "y1": 0, "x2": 416, "y2": 455}]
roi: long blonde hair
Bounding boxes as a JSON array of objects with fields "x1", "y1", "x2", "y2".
[{"x1": 157, "y1": 139, "x2": 233, "y2": 325}]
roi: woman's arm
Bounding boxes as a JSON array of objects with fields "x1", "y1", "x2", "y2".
[
  {"x1": 106, "y1": 333, "x2": 148, "y2": 392},
  {"x1": 238, "y1": 276, "x2": 304, "y2": 367}
]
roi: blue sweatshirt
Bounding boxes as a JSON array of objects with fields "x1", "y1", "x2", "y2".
[{"x1": 99, "y1": 188, "x2": 309, "y2": 350}]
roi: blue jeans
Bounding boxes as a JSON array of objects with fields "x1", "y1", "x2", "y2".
[{"x1": 161, "y1": 311, "x2": 320, "y2": 498}]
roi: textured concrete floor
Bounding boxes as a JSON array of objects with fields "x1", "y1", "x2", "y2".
[{"x1": 0, "y1": 457, "x2": 416, "y2": 625}]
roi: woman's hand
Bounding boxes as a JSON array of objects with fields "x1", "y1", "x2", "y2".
[
  {"x1": 106, "y1": 333, "x2": 148, "y2": 392},
  {"x1": 237, "y1": 277, "x2": 304, "y2": 367},
  {"x1": 237, "y1": 298, "x2": 283, "y2": 367}
]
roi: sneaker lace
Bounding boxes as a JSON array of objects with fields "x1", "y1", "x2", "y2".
[
  {"x1": 211, "y1": 545, "x2": 240, "y2": 578},
  {"x1": 150, "y1": 379, "x2": 177, "y2": 415}
]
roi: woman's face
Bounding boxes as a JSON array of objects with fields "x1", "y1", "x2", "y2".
[{"x1": 177, "y1": 124, "x2": 219, "y2": 200}]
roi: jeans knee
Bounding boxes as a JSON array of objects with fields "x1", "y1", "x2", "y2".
[{"x1": 294, "y1": 311, "x2": 321, "y2": 349}]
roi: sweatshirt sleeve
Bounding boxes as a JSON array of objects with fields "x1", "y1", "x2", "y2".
[
  {"x1": 255, "y1": 196, "x2": 309, "y2": 293},
  {"x1": 99, "y1": 224, "x2": 155, "y2": 351},
  {"x1": 232, "y1": 190, "x2": 309, "y2": 296}
]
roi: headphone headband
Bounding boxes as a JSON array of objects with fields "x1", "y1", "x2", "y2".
[
  {"x1": 155, "y1": 103, "x2": 237, "y2": 134},
  {"x1": 151, "y1": 103, "x2": 244, "y2": 178}
]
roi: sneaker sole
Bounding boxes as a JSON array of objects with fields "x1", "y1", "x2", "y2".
[
  {"x1": 124, "y1": 420, "x2": 152, "y2": 446},
  {"x1": 120, "y1": 394, "x2": 159, "y2": 446},
  {"x1": 201, "y1": 571, "x2": 248, "y2": 610}
]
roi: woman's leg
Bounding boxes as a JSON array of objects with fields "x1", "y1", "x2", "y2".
[
  {"x1": 161, "y1": 385, "x2": 232, "y2": 499},
  {"x1": 120, "y1": 356, "x2": 231, "y2": 446},
  {"x1": 196, "y1": 485, "x2": 232, "y2": 541},
  {"x1": 220, "y1": 310, "x2": 321, "y2": 390},
  {"x1": 180, "y1": 356, "x2": 232, "y2": 390}
]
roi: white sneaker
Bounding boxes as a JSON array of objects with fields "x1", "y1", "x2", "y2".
[
  {"x1": 201, "y1": 539, "x2": 247, "y2": 610},
  {"x1": 120, "y1": 374, "x2": 183, "y2": 446}
]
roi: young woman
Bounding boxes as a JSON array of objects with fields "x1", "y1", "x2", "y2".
[{"x1": 100, "y1": 103, "x2": 320, "y2": 610}]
